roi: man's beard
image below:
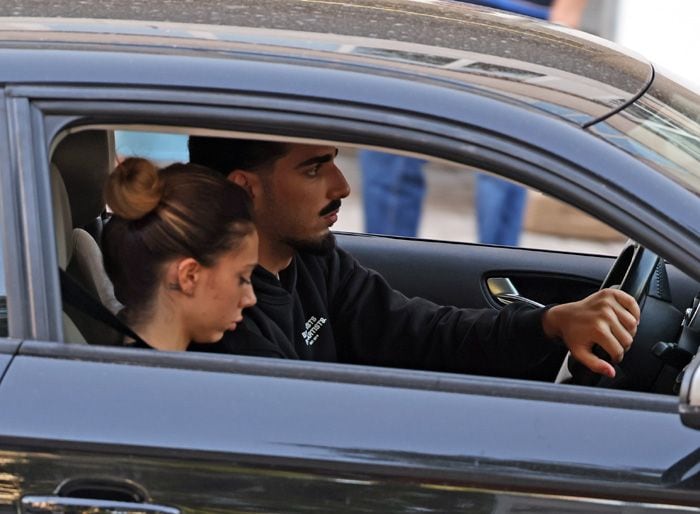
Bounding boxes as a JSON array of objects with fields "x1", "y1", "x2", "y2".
[
  {"x1": 281, "y1": 198, "x2": 341, "y2": 255},
  {"x1": 284, "y1": 231, "x2": 336, "y2": 255}
]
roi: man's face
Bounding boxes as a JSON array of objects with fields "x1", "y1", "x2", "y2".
[{"x1": 253, "y1": 144, "x2": 351, "y2": 253}]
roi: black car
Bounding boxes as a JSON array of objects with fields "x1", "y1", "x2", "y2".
[{"x1": 0, "y1": 1, "x2": 699, "y2": 512}]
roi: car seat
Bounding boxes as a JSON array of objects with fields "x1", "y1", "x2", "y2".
[{"x1": 51, "y1": 130, "x2": 123, "y2": 344}]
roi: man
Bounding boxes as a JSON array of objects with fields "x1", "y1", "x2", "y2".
[{"x1": 188, "y1": 137, "x2": 639, "y2": 380}]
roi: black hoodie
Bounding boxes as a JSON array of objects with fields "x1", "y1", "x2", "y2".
[{"x1": 196, "y1": 247, "x2": 565, "y2": 379}]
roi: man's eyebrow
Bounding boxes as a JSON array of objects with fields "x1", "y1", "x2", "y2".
[{"x1": 294, "y1": 149, "x2": 339, "y2": 169}]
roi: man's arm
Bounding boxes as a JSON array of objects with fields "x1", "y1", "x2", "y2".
[
  {"x1": 329, "y1": 248, "x2": 640, "y2": 379},
  {"x1": 328, "y1": 248, "x2": 564, "y2": 378}
]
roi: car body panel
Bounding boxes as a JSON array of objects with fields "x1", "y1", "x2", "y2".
[
  {"x1": 0, "y1": 340, "x2": 19, "y2": 383},
  {"x1": 0, "y1": 342, "x2": 699, "y2": 511}
]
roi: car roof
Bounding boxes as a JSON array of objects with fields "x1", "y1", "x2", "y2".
[{"x1": 0, "y1": 0, "x2": 652, "y2": 126}]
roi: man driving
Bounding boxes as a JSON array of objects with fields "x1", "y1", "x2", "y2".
[{"x1": 188, "y1": 137, "x2": 640, "y2": 380}]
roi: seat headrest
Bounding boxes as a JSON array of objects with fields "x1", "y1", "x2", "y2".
[{"x1": 52, "y1": 130, "x2": 114, "y2": 228}]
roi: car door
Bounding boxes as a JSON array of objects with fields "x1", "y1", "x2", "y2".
[
  {"x1": 2, "y1": 341, "x2": 700, "y2": 514},
  {"x1": 1, "y1": 80, "x2": 699, "y2": 513}
]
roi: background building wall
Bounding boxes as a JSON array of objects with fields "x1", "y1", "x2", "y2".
[{"x1": 615, "y1": 0, "x2": 700, "y2": 88}]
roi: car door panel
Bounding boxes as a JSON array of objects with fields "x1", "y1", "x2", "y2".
[
  {"x1": 0, "y1": 340, "x2": 19, "y2": 381},
  {"x1": 337, "y1": 233, "x2": 699, "y2": 314},
  {"x1": 1, "y1": 342, "x2": 699, "y2": 513}
]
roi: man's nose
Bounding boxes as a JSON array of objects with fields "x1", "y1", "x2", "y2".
[{"x1": 329, "y1": 164, "x2": 351, "y2": 199}]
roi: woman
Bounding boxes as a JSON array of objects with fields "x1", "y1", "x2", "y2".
[{"x1": 102, "y1": 157, "x2": 257, "y2": 350}]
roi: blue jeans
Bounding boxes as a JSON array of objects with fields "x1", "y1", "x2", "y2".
[
  {"x1": 360, "y1": 151, "x2": 426, "y2": 236},
  {"x1": 475, "y1": 173, "x2": 527, "y2": 246}
]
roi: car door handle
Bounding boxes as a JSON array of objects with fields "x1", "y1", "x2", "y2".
[
  {"x1": 486, "y1": 277, "x2": 544, "y2": 308},
  {"x1": 20, "y1": 495, "x2": 181, "y2": 514}
]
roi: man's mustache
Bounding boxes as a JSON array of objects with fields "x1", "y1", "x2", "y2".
[{"x1": 319, "y1": 199, "x2": 342, "y2": 216}]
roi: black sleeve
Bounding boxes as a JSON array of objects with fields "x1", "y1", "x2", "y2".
[{"x1": 328, "y1": 248, "x2": 565, "y2": 378}]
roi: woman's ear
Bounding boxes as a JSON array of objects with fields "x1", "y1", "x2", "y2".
[
  {"x1": 228, "y1": 170, "x2": 259, "y2": 199},
  {"x1": 174, "y1": 257, "x2": 201, "y2": 296}
]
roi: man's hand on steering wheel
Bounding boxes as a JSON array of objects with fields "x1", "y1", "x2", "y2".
[{"x1": 542, "y1": 288, "x2": 641, "y2": 378}]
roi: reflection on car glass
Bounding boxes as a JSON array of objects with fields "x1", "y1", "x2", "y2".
[
  {"x1": 591, "y1": 121, "x2": 687, "y2": 175},
  {"x1": 459, "y1": 62, "x2": 545, "y2": 81},
  {"x1": 593, "y1": 101, "x2": 700, "y2": 193},
  {"x1": 351, "y1": 46, "x2": 454, "y2": 67}
]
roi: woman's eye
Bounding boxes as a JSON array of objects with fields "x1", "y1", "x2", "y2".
[{"x1": 239, "y1": 276, "x2": 252, "y2": 286}]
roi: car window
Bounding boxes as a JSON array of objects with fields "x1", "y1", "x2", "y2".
[
  {"x1": 113, "y1": 130, "x2": 625, "y2": 256},
  {"x1": 334, "y1": 147, "x2": 626, "y2": 255},
  {"x1": 49, "y1": 125, "x2": 698, "y2": 399}
]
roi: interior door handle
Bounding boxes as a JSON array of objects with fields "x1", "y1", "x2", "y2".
[
  {"x1": 486, "y1": 277, "x2": 544, "y2": 309},
  {"x1": 20, "y1": 495, "x2": 181, "y2": 514}
]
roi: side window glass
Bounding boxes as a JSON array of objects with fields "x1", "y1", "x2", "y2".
[{"x1": 334, "y1": 148, "x2": 626, "y2": 255}]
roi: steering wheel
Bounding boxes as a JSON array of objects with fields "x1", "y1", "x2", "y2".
[{"x1": 557, "y1": 240, "x2": 662, "y2": 387}]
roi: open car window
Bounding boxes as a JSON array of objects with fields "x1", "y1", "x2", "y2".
[
  {"x1": 114, "y1": 130, "x2": 626, "y2": 256},
  {"x1": 44, "y1": 124, "x2": 694, "y2": 397}
]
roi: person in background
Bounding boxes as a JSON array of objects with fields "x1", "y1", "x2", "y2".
[
  {"x1": 359, "y1": 0, "x2": 588, "y2": 245},
  {"x1": 472, "y1": 0, "x2": 588, "y2": 245},
  {"x1": 359, "y1": 151, "x2": 426, "y2": 236},
  {"x1": 102, "y1": 158, "x2": 258, "y2": 350}
]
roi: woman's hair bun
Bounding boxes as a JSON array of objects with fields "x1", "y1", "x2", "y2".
[{"x1": 105, "y1": 157, "x2": 164, "y2": 220}]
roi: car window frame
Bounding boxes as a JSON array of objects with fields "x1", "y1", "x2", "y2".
[
  {"x1": 31, "y1": 85, "x2": 700, "y2": 268},
  {"x1": 8, "y1": 85, "x2": 698, "y2": 398}
]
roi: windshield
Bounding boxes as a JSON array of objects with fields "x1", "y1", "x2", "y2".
[{"x1": 590, "y1": 70, "x2": 700, "y2": 194}]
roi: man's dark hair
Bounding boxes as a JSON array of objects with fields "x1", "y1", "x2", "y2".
[{"x1": 188, "y1": 136, "x2": 290, "y2": 176}]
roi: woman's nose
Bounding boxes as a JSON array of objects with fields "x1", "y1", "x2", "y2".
[{"x1": 242, "y1": 288, "x2": 257, "y2": 308}]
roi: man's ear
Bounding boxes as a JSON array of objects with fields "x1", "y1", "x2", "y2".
[
  {"x1": 228, "y1": 170, "x2": 260, "y2": 199},
  {"x1": 174, "y1": 257, "x2": 201, "y2": 296}
]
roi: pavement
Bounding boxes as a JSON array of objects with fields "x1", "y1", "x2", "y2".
[{"x1": 333, "y1": 148, "x2": 626, "y2": 256}]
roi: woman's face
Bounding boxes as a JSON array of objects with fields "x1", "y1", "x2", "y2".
[{"x1": 187, "y1": 231, "x2": 258, "y2": 343}]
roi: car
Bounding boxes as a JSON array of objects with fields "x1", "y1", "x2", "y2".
[{"x1": 0, "y1": 0, "x2": 699, "y2": 512}]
